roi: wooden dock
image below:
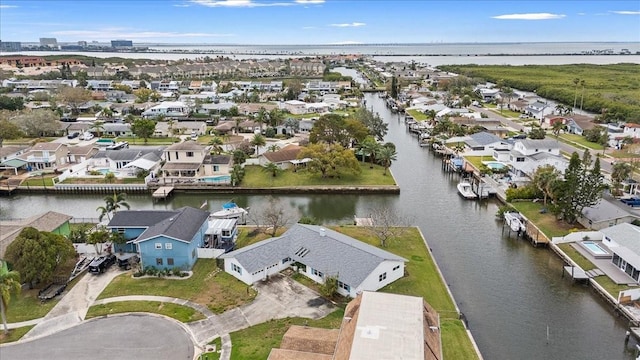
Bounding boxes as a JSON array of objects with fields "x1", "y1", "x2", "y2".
[{"x1": 152, "y1": 186, "x2": 174, "y2": 201}]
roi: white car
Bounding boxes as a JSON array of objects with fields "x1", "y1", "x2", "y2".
[{"x1": 81, "y1": 132, "x2": 94, "y2": 141}]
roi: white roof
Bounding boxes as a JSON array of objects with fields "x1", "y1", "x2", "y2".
[
  {"x1": 123, "y1": 158, "x2": 157, "y2": 170},
  {"x1": 285, "y1": 100, "x2": 306, "y2": 106},
  {"x1": 349, "y1": 292, "x2": 425, "y2": 360}
]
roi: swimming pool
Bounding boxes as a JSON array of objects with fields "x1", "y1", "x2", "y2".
[
  {"x1": 200, "y1": 175, "x2": 231, "y2": 184},
  {"x1": 580, "y1": 241, "x2": 611, "y2": 258},
  {"x1": 483, "y1": 161, "x2": 508, "y2": 170}
]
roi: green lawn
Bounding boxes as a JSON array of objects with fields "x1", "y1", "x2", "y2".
[
  {"x1": 333, "y1": 226, "x2": 477, "y2": 360},
  {"x1": 593, "y1": 276, "x2": 632, "y2": 298},
  {"x1": 5, "y1": 288, "x2": 59, "y2": 322},
  {"x1": 406, "y1": 109, "x2": 429, "y2": 121},
  {"x1": 557, "y1": 134, "x2": 604, "y2": 150},
  {"x1": 235, "y1": 227, "x2": 285, "y2": 249},
  {"x1": 0, "y1": 325, "x2": 34, "y2": 344},
  {"x1": 97, "y1": 259, "x2": 256, "y2": 314},
  {"x1": 511, "y1": 201, "x2": 577, "y2": 238},
  {"x1": 86, "y1": 301, "x2": 206, "y2": 322},
  {"x1": 20, "y1": 175, "x2": 56, "y2": 187},
  {"x1": 489, "y1": 108, "x2": 521, "y2": 118},
  {"x1": 230, "y1": 309, "x2": 345, "y2": 360},
  {"x1": 557, "y1": 243, "x2": 597, "y2": 271},
  {"x1": 240, "y1": 163, "x2": 397, "y2": 187},
  {"x1": 116, "y1": 136, "x2": 179, "y2": 145},
  {"x1": 199, "y1": 338, "x2": 223, "y2": 360}
]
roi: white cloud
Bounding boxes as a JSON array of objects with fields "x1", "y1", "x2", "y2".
[
  {"x1": 190, "y1": 0, "x2": 292, "y2": 7},
  {"x1": 174, "y1": 3, "x2": 191, "y2": 7},
  {"x1": 329, "y1": 22, "x2": 366, "y2": 27},
  {"x1": 0, "y1": 4, "x2": 18, "y2": 8},
  {"x1": 295, "y1": 0, "x2": 324, "y2": 4},
  {"x1": 610, "y1": 10, "x2": 640, "y2": 15},
  {"x1": 492, "y1": 13, "x2": 566, "y2": 20},
  {"x1": 52, "y1": 29, "x2": 234, "y2": 40}
]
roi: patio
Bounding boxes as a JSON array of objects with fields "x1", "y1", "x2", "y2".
[{"x1": 570, "y1": 241, "x2": 638, "y2": 285}]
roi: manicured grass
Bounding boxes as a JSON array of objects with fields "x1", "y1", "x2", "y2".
[
  {"x1": 406, "y1": 109, "x2": 429, "y2": 121},
  {"x1": 230, "y1": 308, "x2": 345, "y2": 360},
  {"x1": 5, "y1": 288, "x2": 59, "y2": 322},
  {"x1": 489, "y1": 108, "x2": 521, "y2": 118},
  {"x1": 610, "y1": 150, "x2": 640, "y2": 159},
  {"x1": 97, "y1": 259, "x2": 256, "y2": 314},
  {"x1": 557, "y1": 243, "x2": 597, "y2": 271},
  {"x1": 511, "y1": 201, "x2": 577, "y2": 238},
  {"x1": 593, "y1": 276, "x2": 632, "y2": 298},
  {"x1": 240, "y1": 163, "x2": 397, "y2": 187},
  {"x1": 3, "y1": 137, "x2": 57, "y2": 145},
  {"x1": 86, "y1": 301, "x2": 206, "y2": 322},
  {"x1": 20, "y1": 175, "x2": 56, "y2": 187},
  {"x1": 235, "y1": 227, "x2": 285, "y2": 249},
  {"x1": 558, "y1": 134, "x2": 604, "y2": 150},
  {"x1": 332, "y1": 226, "x2": 478, "y2": 360},
  {"x1": 464, "y1": 156, "x2": 487, "y2": 170},
  {"x1": 0, "y1": 325, "x2": 34, "y2": 344}
]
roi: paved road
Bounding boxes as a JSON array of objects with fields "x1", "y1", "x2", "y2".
[{"x1": 1, "y1": 315, "x2": 194, "y2": 360}]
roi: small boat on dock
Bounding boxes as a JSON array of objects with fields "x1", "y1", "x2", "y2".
[
  {"x1": 504, "y1": 211, "x2": 527, "y2": 232},
  {"x1": 457, "y1": 179, "x2": 477, "y2": 199},
  {"x1": 210, "y1": 201, "x2": 249, "y2": 224}
]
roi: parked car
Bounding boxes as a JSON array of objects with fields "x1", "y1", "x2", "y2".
[
  {"x1": 116, "y1": 253, "x2": 139, "y2": 270},
  {"x1": 88, "y1": 254, "x2": 116, "y2": 274},
  {"x1": 67, "y1": 132, "x2": 80, "y2": 139},
  {"x1": 80, "y1": 132, "x2": 94, "y2": 141}
]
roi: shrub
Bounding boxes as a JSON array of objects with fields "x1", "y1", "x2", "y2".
[
  {"x1": 172, "y1": 267, "x2": 182, "y2": 277},
  {"x1": 505, "y1": 184, "x2": 540, "y2": 202}
]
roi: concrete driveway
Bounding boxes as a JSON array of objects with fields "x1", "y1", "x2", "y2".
[{"x1": 0, "y1": 315, "x2": 194, "y2": 360}]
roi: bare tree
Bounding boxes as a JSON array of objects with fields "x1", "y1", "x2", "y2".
[
  {"x1": 366, "y1": 206, "x2": 413, "y2": 247},
  {"x1": 250, "y1": 196, "x2": 294, "y2": 236}
]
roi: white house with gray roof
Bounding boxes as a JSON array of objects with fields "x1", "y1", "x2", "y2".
[
  {"x1": 601, "y1": 223, "x2": 640, "y2": 284},
  {"x1": 463, "y1": 131, "x2": 510, "y2": 156},
  {"x1": 220, "y1": 224, "x2": 407, "y2": 297},
  {"x1": 579, "y1": 199, "x2": 637, "y2": 231}
]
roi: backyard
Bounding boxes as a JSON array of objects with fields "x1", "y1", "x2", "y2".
[
  {"x1": 240, "y1": 163, "x2": 397, "y2": 187},
  {"x1": 511, "y1": 201, "x2": 577, "y2": 238}
]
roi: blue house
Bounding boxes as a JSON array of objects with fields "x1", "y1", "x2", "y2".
[{"x1": 107, "y1": 207, "x2": 210, "y2": 270}]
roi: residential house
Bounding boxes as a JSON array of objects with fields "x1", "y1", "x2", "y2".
[
  {"x1": 258, "y1": 145, "x2": 303, "y2": 170},
  {"x1": 154, "y1": 121, "x2": 206, "y2": 137},
  {"x1": 90, "y1": 148, "x2": 163, "y2": 171},
  {"x1": 298, "y1": 118, "x2": 317, "y2": 133},
  {"x1": 525, "y1": 101, "x2": 553, "y2": 121},
  {"x1": 142, "y1": 101, "x2": 189, "y2": 119},
  {"x1": 0, "y1": 145, "x2": 28, "y2": 162},
  {"x1": 0, "y1": 211, "x2": 72, "y2": 258},
  {"x1": 67, "y1": 144, "x2": 98, "y2": 163},
  {"x1": 204, "y1": 218, "x2": 238, "y2": 252},
  {"x1": 103, "y1": 123, "x2": 133, "y2": 137},
  {"x1": 508, "y1": 139, "x2": 567, "y2": 177},
  {"x1": 623, "y1": 123, "x2": 640, "y2": 139},
  {"x1": 203, "y1": 154, "x2": 232, "y2": 179},
  {"x1": 477, "y1": 87, "x2": 500, "y2": 102},
  {"x1": 86, "y1": 80, "x2": 113, "y2": 91},
  {"x1": 122, "y1": 151, "x2": 163, "y2": 177},
  {"x1": 19, "y1": 142, "x2": 69, "y2": 171},
  {"x1": 161, "y1": 141, "x2": 207, "y2": 178},
  {"x1": 221, "y1": 224, "x2": 407, "y2": 298},
  {"x1": 601, "y1": 223, "x2": 640, "y2": 284},
  {"x1": 106, "y1": 207, "x2": 210, "y2": 270},
  {"x1": 267, "y1": 291, "x2": 441, "y2": 360},
  {"x1": 283, "y1": 100, "x2": 307, "y2": 115},
  {"x1": 463, "y1": 132, "x2": 510, "y2": 156},
  {"x1": 578, "y1": 200, "x2": 637, "y2": 231}
]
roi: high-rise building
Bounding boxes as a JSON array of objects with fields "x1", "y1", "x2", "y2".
[
  {"x1": 0, "y1": 41, "x2": 22, "y2": 52},
  {"x1": 39, "y1": 37, "x2": 58, "y2": 47},
  {"x1": 111, "y1": 40, "x2": 133, "y2": 49},
  {"x1": 78, "y1": 41, "x2": 87, "y2": 48}
]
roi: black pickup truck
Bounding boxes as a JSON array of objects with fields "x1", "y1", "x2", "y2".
[{"x1": 88, "y1": 254, "x2": 116, "y2": 275}]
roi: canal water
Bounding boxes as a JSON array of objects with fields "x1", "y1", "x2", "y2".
[{"x1": 1, "y1": 81, "x2": 636, "y2": 360}]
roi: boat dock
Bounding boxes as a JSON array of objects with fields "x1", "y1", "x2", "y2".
[{"x1": 152, "y1": 186, "x2": 174, "y2": 201}]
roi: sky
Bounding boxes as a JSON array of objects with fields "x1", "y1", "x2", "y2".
[{"x1": 0, "y1": 0, "x2": 639, "y2": 44}]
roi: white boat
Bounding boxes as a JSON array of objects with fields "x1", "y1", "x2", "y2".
[
  {"x1": 457, "y1": 179, "x2": 477, "y2": 199},
  {"x1": 210, "y1": 201, "x2": 249, "y2": 224},
  {"x1": 504, "y1": 211, "x2": 527, "y2": 232}
]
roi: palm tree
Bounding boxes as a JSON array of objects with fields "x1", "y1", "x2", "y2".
[
  {"x1": 611, "y1": 162, "x2": 632, "y2": 196},
  {"x1": 97, "y1": 192, "x2": 130, "y2": 222},
  {"x1": 262, "y1": 162, "x2": 281, "y2": 177},
  {"x1": 267, "y1": 144, "x2": 280, "y2": 152},
  {"x1": 256, "y1": 107, "x2": 268, "y2": 131},
  {"x1": 230, "y1": 164, "x2": 245, "y2": 186},
  {"x1": 250, "y1": 134, "x2": 266, "y2": 156},
  {"x1": 104, "y1": 172, "x2": 116, "y2": 184},
  {"x1": 572, "y1": 78, "x2": 580, "y2": 110},
  {"x1": 208, "y1": 136, "x2": 224, "y2": 155},
  {"x1": 552, "y1": 121, "x2": 565, "y2": 141},
  {"x1": 0, "y1": 260, "x2": 21, "y2": 334},
  {"x1": 376, "y1": 146, "x2": 397, "y2": 175},
  {"x1": 359, "y1": 137, "x2": 381, "y2": 168},
  {"x1": 91, "y1": 120, "x2": 105, "y2": 138}
]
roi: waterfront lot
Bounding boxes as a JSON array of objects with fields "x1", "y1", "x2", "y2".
[
  {"x1": 511, "y1": 201, "x2": 576, "y2": 238},
  {"x1": 240, "y1": 163, "x2": 397, "y2": 187}
]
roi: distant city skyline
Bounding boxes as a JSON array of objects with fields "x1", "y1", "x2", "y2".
[{"x1": 1, "y1": 0, "x2": 639, "y2": 44}]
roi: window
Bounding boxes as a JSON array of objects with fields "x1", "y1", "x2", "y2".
[
  {"x1": 312, "y1": 268, "x2": 323, "y2": 278},
  {"x1": 379, "y1": 272, "x2": 387, "y2": 282},
  {"x1": 282, "y1": 257, "x2": 291, "y2": 264},
  {"x1": 175, "y1": 151, "x2": 179, "y2": 160},
  {"x1": 232, "y1": 263, "x2": 242, "y2": 275},
  {"x1": 167, "y1": 258, "x2": 174, "y2": 266},
  {"x1": 165, "y1": 243, "x2": 173, "y2": 250},
  {"x1": 156, "y1": 258, "x2": 163, "y2": 266},
  {"x1": 337, "y1": 281, "x2": 350, "y2": 291},
  {"x1": 393, "y1": 265, "x2": 400, "y2": 271},
  {"x1": 155, "y1": 243, "x2": 162, "y2": 249},
  {"x1": 167, "y1": 152, "x2": 171, "y2": 161},
  {"x1": 186, "y1": 151, "x2": 194, "y2": 157},
  {"x1": 213, "y1": 165, "x2": 219, "y2": 172},
  {"x1": 117, "y1": 228, "x2": 125, "y2": 235}
]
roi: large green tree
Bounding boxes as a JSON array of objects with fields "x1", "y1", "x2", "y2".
[
  {"x1": 531, "y1": 164, "x2": 562, "y2": 206},
  {"x1": 131, "y1": 118, "x2": 156, "y2": 143},
  {"x1": 611, "y1": 162, "x2": 633, "y2": 196},
  {"x1": 4, "y1": 227, "x2": 75, "y2": 286},
  {"x1": 554, "y1": 151, "x2": 604, "y2": 223},
  {"x1": 298, "y1": 142, "x2": 360, "y2": 178},
  {"x1": 354, "y1": 107, "x2": 388, "y2": 141},
  {"x1": 0, "y1": 260, "x2": 21, "y2": 334}
]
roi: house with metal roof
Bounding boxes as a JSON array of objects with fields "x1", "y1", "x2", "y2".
[
  {"x1": 107, "y1": 207, "x2": 210, "y2": 270},
  {"x1": 221, "y1": 224, "x2": 407, "y2": 298}
]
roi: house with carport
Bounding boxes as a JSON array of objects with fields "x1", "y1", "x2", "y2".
[
  {"x1": 221, "y1": 224, "x2": 407, "y2": 298},
  {"x1": 106, "y1": 207, "x2": 210, "y2": 270}
]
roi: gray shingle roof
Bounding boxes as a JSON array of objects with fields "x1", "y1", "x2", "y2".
[
  {"x1": 222, "y1": 224, "x2": 406, "y2": 288},
  {"x1": 467, "y1": 132, "x2": 503, "y2": 147},
  {"x1": 108, "y1": 207, "x2": 209, "y2": 243},
  {"x1": 582, "y1": 200, "x2": 632, "y2": 223}
]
